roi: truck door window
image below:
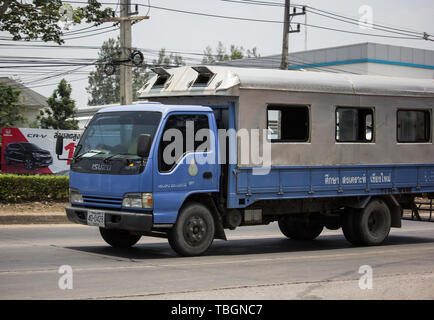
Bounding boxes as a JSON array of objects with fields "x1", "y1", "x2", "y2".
[{"x1": 159, "y1": 114, "x2": 210, "y2": 172}]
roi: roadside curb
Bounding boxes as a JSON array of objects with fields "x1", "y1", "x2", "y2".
[{"x1": 0, "y1": 214, "x2": 71, "y2": 225}]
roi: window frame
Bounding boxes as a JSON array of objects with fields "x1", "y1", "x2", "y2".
[
  {"x1": 157, "y1": 113, "x2": 212, "y2": 173},
  {"x1": 266, "y1": 104, "x2": 311, "y2": 143},
  {"x1": 335, "y1": 106, "x2": 375, "y2": 143},
  {"x1": 396, "y1": 108, "x2": 432, "y2": 143}
]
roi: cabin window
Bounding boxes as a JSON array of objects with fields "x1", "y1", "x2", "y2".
[
  {"x1": 397, "y1": 110, "x2": 431, "y2": 143},
  {"x1": 335, "y1": 107, "x2": 374, "y2": 142},
  {"x1": 267, "y1": 105, "x2": 310, "y2": 142},
  {"x1": 158, "y1": 114, "x2": 210, "y2": 172}
]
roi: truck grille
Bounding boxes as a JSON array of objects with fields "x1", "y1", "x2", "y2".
[{"x1": 82, "y1": 195, "x2": 123, "y2": 206}]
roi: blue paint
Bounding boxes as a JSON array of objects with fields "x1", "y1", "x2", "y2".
[
  {"x1": 151, "y1": 110, "x2": 220, "y2": 223},
  {"x1": 69, "y1": 102, "x2": 434, "y2": 227},
  {"x1": 228, "y1": 164, "x2": 434, "y2": 208},
  {"x1": 288, "y1": 58, "x2": 434, "y2": 70}
]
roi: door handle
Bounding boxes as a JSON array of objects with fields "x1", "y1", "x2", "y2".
[{"x1": 203, "y1": 172, "x2": 212, "y2": 179}]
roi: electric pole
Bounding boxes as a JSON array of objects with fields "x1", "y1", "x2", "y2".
[
  {"x1": 120, "y1": 0, "x2": 132, "y2": 105},
  {"x1": 280, "y1": 2, "x2": 306, "y2": 70},
  {"x1": 280, "y1": 0, "x2": 290, "y2": 70},
  {"x1": 102, "y1": 1, "x2": 149, "y2": 105}
]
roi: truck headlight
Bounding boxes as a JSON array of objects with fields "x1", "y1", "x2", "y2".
[
  {"x1": 70, "y1": 189, "x2": 83, "y2": 204},
  {"x1": 122, "y1": 193, "x2": 153, "y2": 209}
]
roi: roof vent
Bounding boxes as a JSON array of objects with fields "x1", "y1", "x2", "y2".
[
  {"x1": 192, "y1": 66, "x2": 215, "y2": 88},
  {"x1": 151, "y1": 67, "x2": 171, "y2": 89}
]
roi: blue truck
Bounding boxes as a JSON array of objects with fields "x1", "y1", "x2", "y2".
[{"x1": 58, "y1": 66, "x2": 434, "y2": 256}]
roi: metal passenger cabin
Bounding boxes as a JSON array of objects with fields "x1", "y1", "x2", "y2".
[{"x1": 139, "y1": 66, "x2": 434, "y2": 216}]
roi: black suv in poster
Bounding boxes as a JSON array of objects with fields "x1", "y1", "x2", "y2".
[{"x1": 4, "y1": 142, "x2": 53, "y2": 170}]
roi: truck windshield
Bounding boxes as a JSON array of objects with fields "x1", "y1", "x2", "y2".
[{"x1": 75, "y1": 111, "x2": 162, "y2": 160}]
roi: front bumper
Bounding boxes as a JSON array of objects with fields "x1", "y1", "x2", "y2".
[{"x1": 66, "y1": 206, "x2": 153, "y2": 232}]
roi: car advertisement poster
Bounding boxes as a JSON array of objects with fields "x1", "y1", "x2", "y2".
[{"x1": 1, "y1": 127, "x2": 83, "y2": 175}]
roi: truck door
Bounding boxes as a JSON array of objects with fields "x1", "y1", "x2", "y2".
[{"x1": 152, "y1": 112, "x2": 219, "y2": 224}]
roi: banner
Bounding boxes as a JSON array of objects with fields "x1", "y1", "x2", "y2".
[{"x1": 1, "y1": 127, "x2": 83, "y2": 175}]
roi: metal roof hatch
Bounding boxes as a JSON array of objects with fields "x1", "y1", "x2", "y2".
[
  {"x1": 191, "y1": 66, "x2": 215, "y2": 88},
  {"x1": 151, "y1": 67, "x2": 172, "y2": 89}
]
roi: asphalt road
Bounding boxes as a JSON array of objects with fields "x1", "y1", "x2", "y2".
[{"x1": 0, "y1": 220, "x2": 433, "y2": 300}]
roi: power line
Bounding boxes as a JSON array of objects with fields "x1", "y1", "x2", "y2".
[
  {"x1": 143, "y1": 3, "x2": 431, "y2": 41},
  {"x1": 305, "y1": 6, "x2": 427, "y2": 37},
  {"x1": 26, "y1": 76, "x2": 91, "y2": 89},
  {"x1": 304, "y1": 7, "x2": 427, "y2": 39},
  {"x1": 219, "y1": 0, "x2": 284, "y2": 7},
  {"x1": 1, "y1": 1, "x2": 432, "y2": 44}
]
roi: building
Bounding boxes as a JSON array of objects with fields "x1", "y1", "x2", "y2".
[
  {"x1": 225, "y1": 42, "x2": 434, "y2": 79},
  {"x1": 0, "y1": 77, "x2": 48, "y2": 127}
]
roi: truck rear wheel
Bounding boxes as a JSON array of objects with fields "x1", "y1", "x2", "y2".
[
  {"x1": 342, "y1": 209, "x2": 362, "y2": 245},
  {"x1": 342, "y1": 199, "x2": 391, "y2": 246},
  {"x1": 278, "y1": 215, "x2": 324, "y2": 240},
  {"x1": 99, "y1": 228, "x2": 141, "y2": 248},
  {"x1": 168, "y1": 202, "x2": 215, "y2": 256}
]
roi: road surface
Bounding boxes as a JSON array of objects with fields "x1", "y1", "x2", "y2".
[{"x1": 0, "y1": 220, "x2": 433, "y2": 299}]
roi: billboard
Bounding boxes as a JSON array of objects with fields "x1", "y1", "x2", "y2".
[{"x1": 1, "y1": 127, "x2": 83, "y2": 174}]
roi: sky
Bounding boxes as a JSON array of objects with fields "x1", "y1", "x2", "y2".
[{"x1": 1, "y1": 0, "x2": 433, "y2": 108}]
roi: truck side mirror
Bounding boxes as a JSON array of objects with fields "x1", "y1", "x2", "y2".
[
  {"x1": 56, "y1": 136, "x2": 64, "y2": 156},
  {"x1": 137, "y1": 134, "x2": 151, "y2": 158}
]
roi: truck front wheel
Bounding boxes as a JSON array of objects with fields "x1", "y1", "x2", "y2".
[
  {"x1": 168, "y1": 202, "x2": 215, "y2": 256},
  {"x1": 99, "y1": 228, "x2": 141, "y2": 248},
  {"x1": 278, "y1": 215, "x2": 324, "y2": 240}
]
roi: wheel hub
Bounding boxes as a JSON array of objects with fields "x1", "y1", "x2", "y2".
[
  {"x1": 185, "y1": 216, "x2": 206, "y2": 245},
  {"x1": 367, "y1": 211, "x2": 384, "y2": 236}
]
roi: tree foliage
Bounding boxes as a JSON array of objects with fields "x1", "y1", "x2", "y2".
[
  {"x1": 152, "y1": 48, "x2": 185, "y2": 68},
  {"x1": 202, "y1": 41, "x2": 260, "y2": 64},
  {"x1": 37, "y1": 78, "x2": 78, "y2": 130},
  {"x1": 0, "y1": 0, "x2": 113, "y2": 44},
  {"x1": 0, "y1": 82, "x2": 24, "y2": 127},
  {"x1": 86, "y1": 38, "x2": 121, "y2": 106}
]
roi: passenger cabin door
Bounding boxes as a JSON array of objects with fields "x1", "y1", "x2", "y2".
[{"x1": 152, "y1": 112, "x2": 219, "y2": 223}]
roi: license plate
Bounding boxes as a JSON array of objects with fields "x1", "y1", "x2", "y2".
[{"x1": 87, "y1": 210, "x2": 105, "y2": 227}]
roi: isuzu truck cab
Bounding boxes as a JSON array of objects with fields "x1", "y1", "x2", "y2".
[{"x1": 58, "y1": 66, "x2": 434, "y2": 256}]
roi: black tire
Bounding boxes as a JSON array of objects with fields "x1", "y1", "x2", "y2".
[
  {"x1": 342, "y1": 208, "x2": 362, "y2": 245},
  {"x1": 278, "y1": 215, "x2": 324, "y2": 240},
  {"x1": 99, "y1": 228, "x2": 141, "y2": 248},
  {"x1": 168, "y1": 202, "x2": 215, "y2": 256},
  {"x1": 342, "y1": 200, "x2": 391, "y2": 246},
  {"x1": 356, "y1": 199, "x2": 391, "y2": 245},
  {"x1": 24, "y1": 158, "x2": 34, "y2": 170}
]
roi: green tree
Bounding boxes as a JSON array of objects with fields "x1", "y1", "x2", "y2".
[
  {"x1": 37, "y1": 78, "x2": 78, "y2": 130},
  {"x1": 87, "y1": 37, "x2": 121, "y2": 106},
  {"x1": 0, "y1": 82, "x2": 24, "y2": 127},
  {"x1": 202, "y1": 42, "x2": 260, "y2": 63},
  {"x1": 0, "y1": 0, "x2": 113, "y2": 44},
  {"x1": 152, "y1": 48, "x2": 185, "y2": 68}
]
